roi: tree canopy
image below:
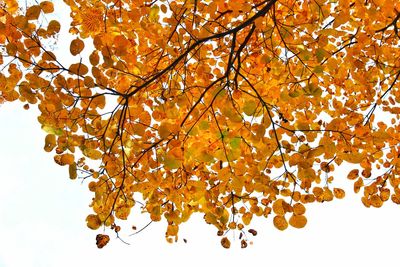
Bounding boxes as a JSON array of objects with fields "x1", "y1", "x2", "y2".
[{"x1": 1, "y1": 0, "x2": 399, "y2": 248}]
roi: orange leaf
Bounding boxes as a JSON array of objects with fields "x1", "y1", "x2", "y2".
[
  {"x1": 26, "y1": 5, "x2": 41, "y2": 20},
  {"x1": 292, "y1": 203, "x2": 306, "y2": 215},
  {"x1": 333, "y1": 188, "x2": 346, "y2": 199},
  {"x1": 40, "y1": 1, "x2": 54, "y2": 13},
  {"x1": 289, "y1": 215, "x2": 307, "y2": 228},
  {"x1": 220, "y1": 237, "x2": 231, "y2": 249},
  {"x1": 70, "y1": 38, "x2": 85, "y2": 56},
  {"x1": 273, "y1": 215, "x2": 288, "y2": 231}
]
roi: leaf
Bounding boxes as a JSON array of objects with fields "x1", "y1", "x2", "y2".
[
  {"x1": 68, "y1": 63, "x2": 89, "y2": 75},
  {"x1": 313, "y1": 65, "x2": 324, "y2": 73},
  {"x1": 82, "y1": 148, "x2": 102, "y2": 160},
  {"x1": 289, "y1": 215, "x2": 307, "y2": 228},
  {"x1": 158, "y1": 121, "x2": 171, "y2": 139},
  {"x1": 243, "y1": 100, "x2": 258, "y2": 116},
  {"x1": 370, "y1": 195, "x2": 383, "y2": 208},
  {"x1": 273, "y1": 215, "x2": 288, "y2": 231},
  {"x1": 149, "y1": 5, "x2": 160, "y2": 22},
  {"x1": 39, "y1": 1, "x2": 54, "y2": 13},
  {"x1": 292, "y1": 203, "x2": 306, "y2": 215},
  {"x1": 229, "y1": 137, "x2": 241, "y2": 149},
  {"x1": 164, "y1": 155, "x2": 180, "y2": 170},
  {"x1": 86, "y1": 214, "x2": 102, "y2": 230},
  {"x1": 47, "y1": 20, "x2": 61, "y2": 34},
  {"x1": 242, "y1": 212, "x2": 252, "y2": 225},
  {"x1": 333, "y1": 188, "x2": 345, "y2": 199},
  {"x1": 380, "y1": 188, "x2": 390, "y2": 202},
  {"x1": 248, "y1": 229, "x2": 257, "y2": 236},
  {"x1": 54, "y1": 153, "x2": 74, "y2": 166},
  {"x1": 4, "y1": 0, "x2": 19, "y2": 13},
  {"x1": 115, "y1": 207, "x2": 131, "y2": 220},
  {"x1": 70, "y1": 38, "x2": 85, "y2": 56},
  {"x1": 220, "y1": 237, "x2": 230, "y2": 249},
  {"x1": 26, "y1": 5, "x2": 41, "y2": 20},
  {"x1": 92, "y1": 94, "x2": 106, "y2": 109},
  {"x1": 42, "y1": 125, "x2": 63, "y2": 136},
  {"x1": 315, "y1": 48, "x2": 327, "y2": 62},
  {"x1": 96, "y1": 234, "x2": 110, "y2": 249},
  {"x1": 347, "y1": 169, "x2": 359, "y2": 180},
  {"x1": 44, "y1": 134, "x2": 56, "y2": 152},
  {"x1": 69, "y1": 162, "x2": 77, "y2": 179},
  {"x1": 272, "y1": 199, "x2": 286, "y2": 215},
  {"x1": 89, "y1": 52, "x2": 100, "y2": 66},
  {"x1": 323, "y1": 187, "x2": 334, "y2": 202},
  {"x1": 354, "y1": 178, "x2": 364, "y2": 193}
]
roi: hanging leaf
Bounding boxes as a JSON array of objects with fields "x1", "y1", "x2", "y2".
[
  {"x1": 39, "y1": 1, "x2": 54, "y2": 13},
  {"x1": 96, "y1": 234, "x2": 110, "y2": 248},
  {"x1": 289, "y1": 215, "x2": 307, "y2": 229},
  {"x1": 273, "y1": 215, "x2": 288, "y2": 231},
  {"x1": 220, "y1": 237, "x2": 231, "y2": 249}
]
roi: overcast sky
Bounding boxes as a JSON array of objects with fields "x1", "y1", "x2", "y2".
[{"x1": 1, "y1": 1, "x2": 400, "y2": 266}]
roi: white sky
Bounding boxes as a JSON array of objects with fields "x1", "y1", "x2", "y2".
[
  {"x1": 1, "y1": 102, "x2": 400, "y2": 267},
  {"x1": 1, "y1": 1, "x2": 400, "y2": 266}
]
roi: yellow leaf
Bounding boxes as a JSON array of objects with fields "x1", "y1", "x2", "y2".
[
  {"x1": 323, "y1": 187, "x2": 334, "y2": 202},
  {"x1": 242, "y1": 212, "x2": 252, "y2": 225},
  {"x1": 86, "y1": 214, "x2": 101, "y2": 230},
  {"x1": 54, "y1": 153, "x2": 74, "y2": 166},
  {"x1": 4, "y1": 0, "x2": 19, "y2": 14},
  {"x1": 44, "y1": 134, "x2": 56, "y2": 152},
  {"x1": 115, "y1": 207, "x2": 131, "y2": 220},
  {"x1": 166, "y1": 224, "x2": 179, "y2": 237},
  {"x1": 149, "y1": 5, "x2": 160, "y2": 22},
  {"x1": 69, "y1": 162, "x2": 77, "y2": 179},
  {"x1": 42, "y1": 125, "x2": 63, "y2": 136},
  {"x1": 83, "y1": 148, "x2": 102, "y2": 160}
]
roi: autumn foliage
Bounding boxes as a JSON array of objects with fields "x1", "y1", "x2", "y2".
[{"x1": 1, "y1": 0, "x2": 400, "y2": 248}]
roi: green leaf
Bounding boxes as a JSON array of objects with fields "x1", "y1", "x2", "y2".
[
  {"x1": 315, "y1": 48, "x2": 326, "y2": 63},
  {"x1": 243, "y1": 100, "x2": 257, "y2": 116},
  {"x1": 313, "y1": 65, "x2": 324, "y2": 73},
  {"x1": 42, "y1": 125, "x2": 63, "y2": 136},
  {"x1": 230, "y1": 137, "x2": 241, "y2": 149},
  {"x1": 164, "y1": 154, "x2": 181, "y2": 169}
]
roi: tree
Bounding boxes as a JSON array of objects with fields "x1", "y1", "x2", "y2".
[{"x1": 0, "y1": 0, "x2": 399, "y2": 249}]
